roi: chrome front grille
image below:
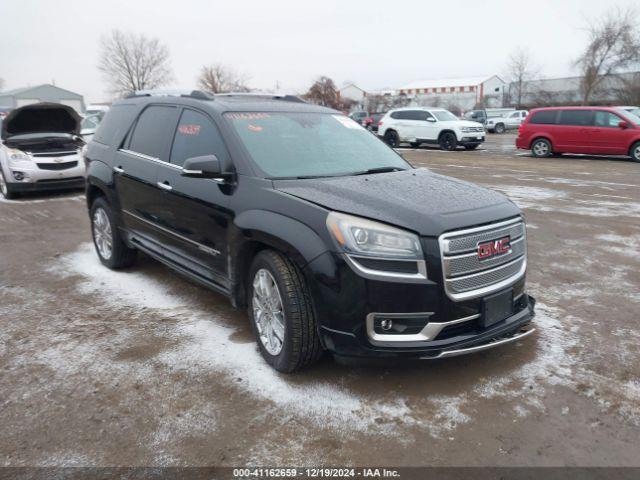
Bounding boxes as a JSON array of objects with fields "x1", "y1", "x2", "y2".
[{"x1": 439, "y1": 217, "x2": 527, "y2": 301}]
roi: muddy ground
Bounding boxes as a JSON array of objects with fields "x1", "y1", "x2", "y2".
[{"x1": 1, "y1": 133, "x2": 639, "y2": 467}]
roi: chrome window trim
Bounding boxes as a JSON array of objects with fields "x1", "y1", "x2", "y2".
[
  {"x1": 366, "y1": 312, "x2": 480, "y2": 346},
  {"x1": 119, "y1": 149, "x2": 182, "y2": 170},
  {"x1": 439, "y1": 217, "x2": 527, "y2": 301},
  {"x1": 122, "y1": 209, "x2": 221, "y2": 256},
  {"x1": 343, "y1": 254, "x2": 428, "y2": 283}
]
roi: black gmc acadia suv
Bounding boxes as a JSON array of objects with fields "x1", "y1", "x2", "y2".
[{"x1": 85, "y1": 91, "x2": 536, "y2": 372}]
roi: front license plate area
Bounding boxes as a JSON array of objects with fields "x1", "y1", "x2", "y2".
[{"x1": 482, "y1": 290, "x2": 513, "y2": 328}]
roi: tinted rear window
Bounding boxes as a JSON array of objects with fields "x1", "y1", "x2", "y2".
[
  {"x1": 558, "y1": 110, "x2": 593, "y2": 126},
  {"x1": 128, "y1": 105, "x2": 178, "y2": 159},
  {"x1": 93, "y1": 104, "x2": 136, "y2": 145},
  {"x1": 529, "y1": 110, "x2": 558, "y2": 125}
]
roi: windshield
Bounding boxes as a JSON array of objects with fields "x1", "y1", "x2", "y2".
[
  {"x1": 431, "y1": 110, "x2": 459, "y2": 122},
  {"x1": 622, "y1": 108, "x2": 640, "y2": 124},
  {"x1": 224, "y1": 112, "x2": 409, "y2": 178}
]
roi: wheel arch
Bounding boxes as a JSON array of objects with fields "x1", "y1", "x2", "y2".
[
  {"x1": 438, "y1": 129, "x2": 457, "y2": 140},
  {"x1": 229, "y1": 210, "x2": 328, "y2": 308}
]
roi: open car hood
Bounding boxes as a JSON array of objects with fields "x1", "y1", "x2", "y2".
[{"x1": 1, "y1": 102, "x2": 81, "y2": 140}]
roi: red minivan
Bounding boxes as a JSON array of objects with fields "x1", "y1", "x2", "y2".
[{"x1": 516, "y1": 106, "x2": 640, "y2": 162}]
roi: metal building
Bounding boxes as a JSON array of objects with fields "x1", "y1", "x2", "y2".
[{"x1": 0, "y1": 84, "x2": 85, "y2": 112}]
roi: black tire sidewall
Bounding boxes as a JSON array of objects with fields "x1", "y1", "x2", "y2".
[
  {"x1": 440, "y1": 132, "x2": 457, "y2": 151},
  {"x1": 247, "y1": 252, "x2": 297, "y2": 372},
  {"x1": 384, "y1": 130, "x2": 399, "y2": 147},
  {"x1": 630, "y1": 142, "x2": 640, "y2": 162}
]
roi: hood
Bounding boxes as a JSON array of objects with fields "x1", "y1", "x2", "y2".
[
  {"x1": 274, "y1": 169, "x2": 520, "y2": 236},
  {"x1": 1, "y1": 102, "x2": 81, "y2": 140}
]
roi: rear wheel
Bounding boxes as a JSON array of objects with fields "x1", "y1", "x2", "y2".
[
  {"x1": 90, "y1": 197, "x2": 137, "y2": 269},
  {"x1": 439, "y1": 132, "x2": 457, "y2": 151},
  {"x1": 384, "y1": 130, "x2": 400, "y2": 148},
  {"x1": 531, "y1": 138, "x2": 552, "y2": 158},
  {"x1": 0, "y1": 170, "x2": 18, "y2": 200},
  {"x1": 495, "y1": 123, "x2": 505, "y2": 134},
  {"x1": 630, "y1": 142, "x2": 640, "y2": 162},
  {"x1": 248, "y1": 250, "x2": 322, "y2": 373}
]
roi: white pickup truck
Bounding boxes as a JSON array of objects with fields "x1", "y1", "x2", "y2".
[{"x1": 486, "y1": 110, "x2": 529, "y2": 133}]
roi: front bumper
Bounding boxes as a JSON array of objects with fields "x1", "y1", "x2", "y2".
[
  {"x1": 4, "y1": 155, "x2": 86, "y2": 192},
  {"x1": 459, "y1": 135, "x2": 485, "y2": 144},
  {"x1": 8, "y1": 177, "x2": 86, "y2": 192}
]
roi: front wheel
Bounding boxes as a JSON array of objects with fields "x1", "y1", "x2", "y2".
[
  {"x1": 90, "y1": 197, "x2": 137, "y2": 269},
  {"x1": 0, "y1": 170, "x2": 18, "y2": 200},
  {"x1": 439, "y1": 132, "x2": 458, "y2": 151},
  {"x1": 495, "y1": 123, "x2": 505, "y2": 134},
  {"x1": 531, "y1": 138, "x2": 552, "y2": 158},
  {"x1": 630, "y1": 142, "x2": 640, "y2": 162},
  {"x1": 248, "y1": 250, "x2": 322, "y2": 372},
  {"x1": 384, "y1": 130, "x2": 400, "y2": 148}
]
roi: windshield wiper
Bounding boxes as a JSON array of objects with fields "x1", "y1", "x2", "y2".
[{"x1": 352, "y1": 166, "x2": 408, "y2": 176}]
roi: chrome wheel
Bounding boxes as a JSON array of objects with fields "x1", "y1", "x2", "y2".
[
  {"x1": 533, "y1": 140, "x2": 550, "y2": 156},
  {"x1": 252, "y1": 268, "x2": 285, "y2": 356},
  {"x1": 92, "y1": 207, "x2": 113, "y2": 260}
]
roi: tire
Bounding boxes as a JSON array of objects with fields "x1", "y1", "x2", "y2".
[
  {"x1": 90, "y1": 196, "x2": 137, "y2": 269},
  {"x1": 439, "y1": 132, "x2": 458, "y2": 151},
  {"x1": 410, "y1": 142, "x2": 420, "y2": 148},
  {"x1": 531, "y1": 138, "x2": 553, "y2": 158},
  {"x1": 248, "y1": 250, "x2": 322, "y2": 373},
  {"x1": 464, "y1": 144, "x2": 479, "y2": 150},
  {"x1": 0, "y1": 170, "x2": 18, "y2": 200},
  {"x1": 630, "y1": 141, "x2": 640, "y2": 162},
  {"x1": 495, "y1": 123, "x2": 505, "y2": 134},
  {"x1": 384, "y1": 130, "x2": 400, "y2": 148}
]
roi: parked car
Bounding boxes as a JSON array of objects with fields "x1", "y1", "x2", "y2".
[
  {"x1": 0, "y1": 107, "x2": 12, "y2": 119},
  {"x1": 620, "y1": 105, "x2": 640, "y2": 118},
  {"x1": 486, "y1": 110, "x2": 528, "y2": 133},
  {"x1": 85, "y1": 91, "x2": 535, "y2": 372},
  {"x1": 0, "y1": 102, "x2": 86, "y2": 199},
  {"x1": 378, "y1": 107, "x2": 485, "y2": 150},
  {"x1": 349, "y1": 111, "x2": 369, "y2": 124},
  {"x1": 85, "y1": 104, "x2": 110, "y2": 120},
  {"x1": 363, "y1": 112, "x2": 385, "y2": 132},
  {"x1": 80, "y1": 114, "x2": 102, "y2": 142},
  {"x1": 516, "y1": 106, "x2": 640, "y2": 161},
  {"x1": 464, "y1": 108, "x2": 515, "y2": 125}
]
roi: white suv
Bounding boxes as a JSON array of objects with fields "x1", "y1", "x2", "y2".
[
  {"x1": 0, "y1": 103, "x2": 86, "y2": 199},
  {"x1": 378, "y1": 108, "x2": 485, "y2": 150},
  {"x1": 486, "y1": 110, "x2": 528, "y2": 133}
]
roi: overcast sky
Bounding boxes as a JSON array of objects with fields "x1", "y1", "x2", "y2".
[{"x1": 0, "y1": 0, "x2": 637, "y2": 102}]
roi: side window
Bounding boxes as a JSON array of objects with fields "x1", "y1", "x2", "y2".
[
  {"x1": 128, "y1": 105, "x2": 178, "y2": 160},
  {"x1": 391, "y1": 111, "x2": 409, "y2": 120},
  {"x1": 529, "y1": 110, "x2": 558, "y2": 125},
  {"x1": 93, "y1": 104, "x2": 136, "y2": 145},
  {"x1": 412, "y1": 111, "x2": 429, "y2": 121},
  {"x1": 558, "y1": 110, "x2": 593, "y2": 126},
  {"x1": 424, "y1": 111, "x2": 436, "y2": 121},
  {"x1": 170, "y1": 109, "x2": 230, "y2": 167},
  {"x1": 594, "y1": 111, "x2": 623, "y2": 128}
]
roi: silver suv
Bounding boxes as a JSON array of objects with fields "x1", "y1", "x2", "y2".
[{"x1": 0, "y1": 103, "x2": 86, "y2": 199}]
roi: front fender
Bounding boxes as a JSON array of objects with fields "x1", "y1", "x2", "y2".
[{"x1": 85, "y1": 160, "x2": 114, "y2": 209}]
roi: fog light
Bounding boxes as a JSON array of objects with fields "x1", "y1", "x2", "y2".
[
  {"x1": 380, "y1": 319, "x2": 393, "y2": 331},
  {"x1": 12, "y1": 171, "x2": 25, "y2": 181}
]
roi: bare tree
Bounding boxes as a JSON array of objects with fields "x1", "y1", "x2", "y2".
[
  {"x1": 98, "y1": 30, "x2": 174, "y2": 98},
  {"x1": 506, "y1": 47, "x2": 539, "y2": 108},
  {"x1": 197, "y1": 64, "x2": 250, "y2": 94},
  {"x1": 575, "y1": 7, "x2": 640, "y2": 104},
  {"x1": 304, "y1": 76, "x2": 339, "y2": 108},
  {"x1": 613, "y1": 72, "x2": 640, "y2": 105}
]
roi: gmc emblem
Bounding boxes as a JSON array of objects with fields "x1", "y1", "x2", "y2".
[{"x1": 477, "y1": 236, "x2": 511, "y2": 260}]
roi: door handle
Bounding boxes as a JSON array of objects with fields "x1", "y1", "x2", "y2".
[
  {"x1": 157, "y1": 181, "x2": 173, "y2": 191},
  {"x1": 113, "y1": 166, "x2": 124, "y2": 174}
]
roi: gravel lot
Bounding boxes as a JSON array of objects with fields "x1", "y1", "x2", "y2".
[{"x1": 1, "y1": 133, "x2": 639, "y2": 467}]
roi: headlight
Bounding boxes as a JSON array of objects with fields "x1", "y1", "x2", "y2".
[
  {"x1": 326, "y1": 211, "x2": 422, "y2": 259},
  {"x1": 7, "y1": 149, "x2": 30, "y2": 164}
]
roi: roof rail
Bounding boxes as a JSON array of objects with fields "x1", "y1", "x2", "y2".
[
  {"x1": 214, "y1": 92, "x2": 306, "y2": 104},
  {"x1": 125, "y1": 89, "x2": 214, "y2": 100}
]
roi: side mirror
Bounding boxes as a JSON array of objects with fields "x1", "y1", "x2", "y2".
[
  {"x1": 181, "y1": 154, "x2": 233, "y2": 181},
  {"x1": 426, "y1": 117, "x2": 436, "y2": 123},
  {"x1": 618, "y1": 121, "x2": 629, "y2": 129}
]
